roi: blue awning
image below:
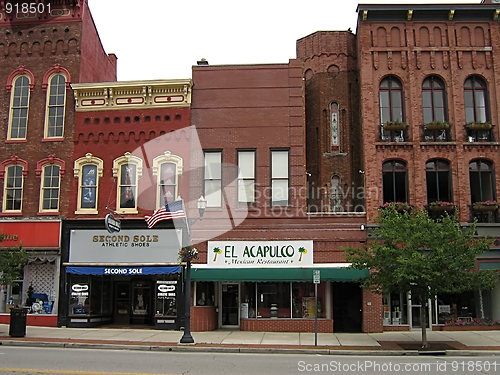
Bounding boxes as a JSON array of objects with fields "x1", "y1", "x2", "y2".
[{"x1": 66, "y1": 266, "x2": 180, "y2": 275}]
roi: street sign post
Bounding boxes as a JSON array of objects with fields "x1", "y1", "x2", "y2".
[{"x1": 313, "y1": 270, "x2": 320, "y2": 346}]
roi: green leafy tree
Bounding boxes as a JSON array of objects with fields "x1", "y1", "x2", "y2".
[
  {"x1": 0, "y1": 232, "x2": 29, "y2": 286},
  {"x1": 343, "y1": 208, "x2": 498, "y2": 348}
]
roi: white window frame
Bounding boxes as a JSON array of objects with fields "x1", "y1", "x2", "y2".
[
  {"x1": 7, "y1": 75, "x2": 31, "y2": 140},
  {"x1": 152, "y1": 151, "x2": 183, "y2": 210},
  {"x1": 204, "y1": 151, "x2": 222, "y2": 208},
  {"x1": 237, "y1": 150, "x2": 256, "y2": 207},
  {"x1": 2, "y1": 164, "x2": 24, "y2": 212},
  {"x1": 39, "y1": 164, "x2": 61, "y2": 213},
  {"x1": 74, "y1": 153, "x2": 103, "y2": 214},
  {"x1": 113, "y1": 153, "x2": 143, "y2": 214},
  {"x1": 271, "y1": 149, "x2": 290, "y2": 207},
  {"x1": 44, "y1": 73, "x2": 67, "y2": 139}
]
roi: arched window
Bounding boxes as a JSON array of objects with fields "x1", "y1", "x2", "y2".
[
  {"x1": 74, "y1": 153, "x2": 103, "y2": 214},
  {"x1": 331, "y1": 175, "x2": 342, "y2": 211},
  {"x1": 0, "y1": 156, "x2": 28, "y2": 213},
  {"x1": 44, "y1": 74, "x2": 67, "y2": 138},
  {"x1": 426, "y1": 159, "x2": 452, "y2": 203},
  {"x1": 152, "y1": 151, "x2": 183, "y2": 210},
  {"x1": 464, "y1": 76, "x2": 489, "y2": 124},
  {"x1": 113, "y1": 153, "x2": 143, "y2": 213},
  {"x1": 39, "y1": 164, "x2": 61, "y2": 212},
  {"x1": 422, "y1": 76, "x2": 447, "y2": 123},
  {"x1": 379, "y1": 76, "x2": 406, "y2": 142},
  {"x1": 8, "y1": 76, "x2": 31, "y2": 140},
  {"x1": 469, "y1": 159, "x2": 495, "y2": 204},
  {"x1": 382, "y1": 160, "x2": 408, "y2": 203},
  {"x1": 330, "y1": 102, "x2": 340, "y2": 153}
]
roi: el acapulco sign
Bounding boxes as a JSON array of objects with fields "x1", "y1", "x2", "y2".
[{"x1": 207, "y1": 241, "x2": 313, "y2": 268}]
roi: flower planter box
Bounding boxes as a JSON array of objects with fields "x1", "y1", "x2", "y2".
[
  {"x1": 425, "y1": 123, "x2": 449, "y2": 130},
  {"x1": 429, "y1": 205, "x2": 455, "y2": 211},
  {"x1": 383, "y1": 124, "x2": 406, "y2": 131},
  {"x1": 467, "y1": 123, "x2": 492, "y2": 131},
  {"x1": 440, "y1": 325, "x2": 500, "y2": 331},
  {"x1": 473, "y1": 204, "x2": 498, "y2": 212}
]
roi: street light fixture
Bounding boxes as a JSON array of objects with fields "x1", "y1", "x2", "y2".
[{"x1": 180, "y1": 195, "x2": 207, "y2": 344}]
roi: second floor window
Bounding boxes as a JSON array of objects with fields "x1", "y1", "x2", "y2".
[
  {"x1": 40, "y1": 164, "x2": 61, "y2": 212},
  {"x1": 237, "y1": 150, "x2": 255, "y2": 207},
  {"x1": 422, "y1": 76, "x2": 447, "y2": 123},
  {"x1": 74, "y1": 153, "x2": 103, "y2": 214},
  {"x1": 45, "y1": 74, "x2": 67, "y2": 138},
  {"x1": 426, "y1": 159, "x2": 452, "y2": 203},
  {"x1": 382, "y1": 160, "x2": 408, "y2": 203},
  {"x1": 3, "y1": 165, "x2": 24, "y2": 211},
  {"x1": 379, "y1": 76, "x2": 404, "y2": 124},
  {"x1": 470, "y1": 159, "x2": 495, "y2": 204},
  {"x1": 271, "y1": 149, "x2": 289, "y2": 207},
  {"x1": 8, "y1": 76, "x2": 31, "y2": 140},
  {"x1": 204, "y1": 151, "x2": 222, "y2": 208},
  {"x1": 118, "y1": 164, "x2": 137, "y2": 209},
  {"x1": 464, "y1": 76, "x2": 489, "y2": 124}
]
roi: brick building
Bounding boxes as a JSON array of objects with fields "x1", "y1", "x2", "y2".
[
  {"x1": 0, "y1": 0, "x2": 116, "y2": 326},
  {"x1": 357, "y1": 0, "x2": 500, "y2": 330}
]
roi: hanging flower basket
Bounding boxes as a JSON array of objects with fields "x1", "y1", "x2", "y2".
[
  {"x1": 467, "y1": 122, "x2": 492, "y2": 131},
  {"x1": 425, "y1": 121, "x2": 449, "y2": 130},
  {"x1": 382, "y1": 120, "x2": 407, "y2": 131},
  {"x1": 178, "y1": 246, "x2": 199, "y2": 262},
  {"x1": 379, "y1": 202, "x2": 412, "y2": 212},
  {"x1": 473, "y1": 201, "x2": 499, "y2": 211},
  {"x1": 429, "y1": 201, "x2": 455, "y2": 211}
]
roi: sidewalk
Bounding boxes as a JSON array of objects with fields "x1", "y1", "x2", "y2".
[{"x1": 1, "y1": 324, "x2": 500, "y2": 355}]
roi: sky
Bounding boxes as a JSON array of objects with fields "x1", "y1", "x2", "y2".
[{"x1": 89, "y1": 0, "x2": 481, "y2": 81}]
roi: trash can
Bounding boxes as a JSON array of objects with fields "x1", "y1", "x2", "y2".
[{"x1": 9, "y1": 307, "x2": 28, "y2": 337}]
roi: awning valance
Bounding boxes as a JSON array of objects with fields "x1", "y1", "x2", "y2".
[
  {"x1": 67, "y1": 266, "x2": 180, "y2": 275},
  {"x1": 189, "y1": 267, "x2": 369, "y2": 282}
]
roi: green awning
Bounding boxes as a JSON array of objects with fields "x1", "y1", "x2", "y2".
[{"x1": 190, "y1": 268, "x2": 369, "y2": 282}]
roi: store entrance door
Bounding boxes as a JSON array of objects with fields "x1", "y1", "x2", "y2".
[
  {"x1": 409, "y1": 294, "x2": 432, "y2": 330},
  {"x1": 114, "y1": 282, "x2": 130, "y2": 325},
  {"x1": 220, "y1": 283, "x2": 239, "y2": 327},
  {"x1": 332, "y1": 282, "x2": 362, "y2": 332}
]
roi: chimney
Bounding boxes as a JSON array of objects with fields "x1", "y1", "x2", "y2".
[{"x1": 197, "y1": 58, "x2": 209, "y2": 65}]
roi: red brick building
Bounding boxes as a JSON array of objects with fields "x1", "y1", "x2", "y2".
[
  {"x1": 357, "y1": 0, "x2": 500, "y2": 330},
  {"x1": 0, "y1": 0, "x2": 116, "y2": 326}
]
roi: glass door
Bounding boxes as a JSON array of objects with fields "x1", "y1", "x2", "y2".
[
  {"x1": 221, "y1": 283, "x2": 239, "y2": 327},
  {"x1": 409, "y1": 293, "x2": 432, "y2": 330},
  {"x1": 131, "y1": 280, "x2": 152, "y2": 325}
]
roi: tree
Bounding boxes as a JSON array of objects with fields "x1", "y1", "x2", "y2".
[
  {"x1": 343, "y1": 208, "x2": 498, "y2": 348},
  {"x1": 0, "y1": 232, "x2": 29, "y2": 286}
]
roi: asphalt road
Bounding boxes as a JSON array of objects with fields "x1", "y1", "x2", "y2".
[{"x1": 0, "y1": 346, "x2": 499, "y2": 374}]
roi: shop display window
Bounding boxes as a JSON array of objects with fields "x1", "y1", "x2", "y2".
[
  {"x1": 292, "y1": 282, "x2": 326, "y2": 319},
  {"x1": 69, "y1": 275, "x2": 110, "y2": 316},
  {"x1": 195, "y1": 282, "x2": 215, "y2": 306},
  {"x1": 436, "y1": 291, "x2": 476, "y2": 324},
  {"x1": 155, "y1": 276, "x2": 179, "y2": 317},
  {"x1": 382, "y1": 292, "x2": 407, "y2": 325},
  {"x1": 69, "y1": 276, "x2": 90, "y2": 315},
  {"x1": 257, "y1": 283, "x2": 290, "y2": 318}
]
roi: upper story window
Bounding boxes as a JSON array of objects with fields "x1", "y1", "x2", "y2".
[
  {"x1": 113, "y1": 153, "x2": 143, "y2": 214},
  {"x1": 271, "y1": 149, "x2": 289, "y2": 207},
  {"x1": 422, "y1": 76, "x2": 447, "y2": 123},
  {"x1": 330, "y1": 102, "x2": 340, "y2": 153},
  {"x1": 0, "y1": 156, "x2": 28, "y2": 213},
  {"x1": 237, "y1": 150, "x2": 256, "y2": 207},
  {"x1": 379, "y1": 76, "x2": 406, "y2": 142},
  {"x1": 74, "y1": 153, "x2": 103, "y2": 214},
  {"x1": 204, "y1": 151, "x2": 222, "y2": 208},
  {"x1": 44, "y1": 74, "x2": 67, "y2": 138},
  {"x1": 37, "y1": 155, "x2": 65, "y2": 213},
  {"x1": 8, "y1": 76, "x2": 31, "y2": 140},
  {"x1": 469, "y1": 159, "x2": 495, "y2": 204},
  {"x1": 426, "y1": 159, "x2": 452, "y2": 203},
  {"x1": 464, "y1": 76, "x2": 489, "y2": 124},
  {"x1": 382, "y1": 160, "x2": 408, "y2": 204},
  {"x1": 152, "y1": 151, "x2": 183, "y2": 210}
]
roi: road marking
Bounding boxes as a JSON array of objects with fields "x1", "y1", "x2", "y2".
[{"x1": 0, "y1": 369, "x2": 173, "y2": 375}]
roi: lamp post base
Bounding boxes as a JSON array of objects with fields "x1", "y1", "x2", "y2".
[{"x1": 180, "y1": 331, "x2": 194, "y2": 344}]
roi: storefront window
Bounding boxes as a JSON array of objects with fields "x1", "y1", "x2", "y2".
[
  {"x1": 155, "y1": 277, "x2": 178, "y2": 317},
  {"x1": 292, "y1": 282, "x2": 326, "y2": 318},
  {"x1": 195, "y1": 282, "x2": 215, "y2": 306},
  {"x1": 257, "y1": 283, "x2": 290, "y2": 318},
  {"x1": 382, "y1": 292, "x2": 408, "y2": 325},
  {"x1": 436, "y1": 291, "x2": 476, "y2": 324},
  {"x1": 69, "y1": 276, "x2": 90, "y2": 315},
  {"x1": 69, "y1": 275, "x2": 110, "y2": 316}
]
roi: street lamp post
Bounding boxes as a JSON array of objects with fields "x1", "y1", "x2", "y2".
[{"x1": 180, "y1": 195, "x2": 207, "y2": 344}]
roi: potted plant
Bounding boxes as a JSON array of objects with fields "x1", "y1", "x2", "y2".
[
  {"x1": 467, "y1": 121, "x2": 492, "y2": 131},
  {"x1": 425, "y1": 120, "x2": 449, "y2": 130},
  {"x1": 379, "y1": 202, "x2": 412, "y2": 212},
  {"x1": 178, "y1": 246, "x2": 199, "y2": 262},
  {"x1": 382, "y1": 120, "x2": 407, "y2": 131},
  {"x1": 473, "y1": 200, "x2": 499, "y2": 211},
  {"x1": 428, "y1": 201, "x2": 455, "y2": 211}
]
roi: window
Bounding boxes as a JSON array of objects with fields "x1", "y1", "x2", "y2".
[
  {"x1": 469, "y1": 159, "x2": 495, "y2": 204},
  {"x1": 382, "y1": 160, "x2": 408, "y2": 203},
  {"x1": 426, "y1": 159, "x2": 452, "y2": 203},
  {"x1": 44, "y1": 74, "x2": 67, "y2": 138},
  {"x1": 3, "y1": 165, "x2": 24, "y2": 212},
  {"x1": 237, "y1": 150, "x2": 255, "y2": 207},
  {"x1": 271, "y1": 149, "x2": 289, "y2": 207},
  {"x1": 8, "y1": 76, "x2": 31, "y2": 140},
  {"x1": 422, "y1": 76, "x2": 447, "y2": 124},
  {"x1": 379, "y1": 76, "x2": 406, "y2": 142},
  {"x1": 331, "y1": 175, "x2": 342, "y2": 211},
  {"x1": 464, "y1": 76, "x2": 489, "y2": 124},
  {"x1": 152, "y1": 151, "x2": 183, "y2": 210},
  {"x1": 204, "y1": 151, "x2": 222, "y2": 208},
  {"x1": 74, "y1": 153, "x2": 103, "y2": 214},
  {"x1": 113, "y1": 153, "x2": 143, "y2": 213},
  {"x1": 40, "y1": 164, "x2": 61, "y2": 212},
  {"x1": 330, "y1": 102, "x2": 340, "y2": 153}
]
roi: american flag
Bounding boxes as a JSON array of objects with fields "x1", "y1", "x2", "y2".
[{"x1": 145, "y1": 200, "x2": 186, "y2": 228}]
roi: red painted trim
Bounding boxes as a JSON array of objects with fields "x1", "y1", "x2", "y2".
[
  {"x1": 0, "y1": 212, "x2": 23, "y2": 216},
  {"x1": 0, "y1": 313, "x2": 58, "y2": 327},
  {"x1": 36, "y1": 155, "x2": 66, "y2": 178},
  {"x1": 6, "y1": 65, "x2": 35, "y2": 93},
  {"x1": 0, "y1": 155, "x2": 28, "y2": 178},
  {"x1": 37, "y1": 212, "x2": 60, "y2": 216},
  {"x1": 42, "y1": 64, "x2": 72, "y2": 91},
  {"x1": 0, "y1": 221, "x2": 61, "y2": 248},
  {"x1": 42, "y1": 137, "x2": 65, "y2": 142},
  {"x1": 5, "y1": 139, "x2": 27, "y2": 143}
]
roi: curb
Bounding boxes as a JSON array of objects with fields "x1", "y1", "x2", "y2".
[{"x1": 2, "y1": 340, "x2": 500, "y2": 356}]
